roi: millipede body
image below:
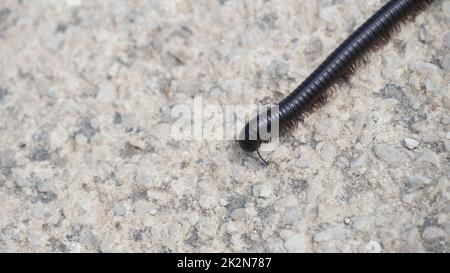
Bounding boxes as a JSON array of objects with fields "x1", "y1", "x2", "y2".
[{"x1": 238, "y1": 0, "x2": 434, "y2": 155}]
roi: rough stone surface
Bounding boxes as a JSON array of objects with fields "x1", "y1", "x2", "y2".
[{"x1": 0, "y1": 0, "x2": 448, "y2": 253}]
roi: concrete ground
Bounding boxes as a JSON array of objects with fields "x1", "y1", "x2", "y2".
[{"x1": 0, "y1": 0, "x2": 449, "y2": 252}]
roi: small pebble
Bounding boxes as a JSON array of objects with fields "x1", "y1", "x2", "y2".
[
  {"x1": 170, "y1": 179, "x2": 185, "y2": 197},
  {"x1": 443, "y1": 95, "x2": 450, "y2": 109},
  {"x1": 114, "y1": 202, "x2": 128, "y2": 217},
  {"x1": 134, "y1": 200, "x2": 155, "y2": 216},
  {"x1": 444, "y1": 1, "x2": 450, "y2": 16},
  {"x1": 440, "y1": 53, "x2": 450, "y2": 72},
  {"x1": 407, "y1": 175, "x2": 431, "y2": 189},
  {"x1": 444, "y1": 140, "x2": 450, "y2": 152},
  {"x1": 422, "y1": 227, "x2": 446, "y2": 240},
  {"x1": 441, "y1": 115, "x2": 450, "y2": 125},
  {"x1": 230, "y1": 208, "x2": 247, "y2": 221},
  {"x1": 374, "y1": 144, "x2": 408, "y2": 167},
  {"x1": 284, "y1": 234, "x2": 305, "y2": 253},
  {"x1": 0, "y1": 149, "x2": 15, "y2": 168},
  {"x1": 417, "y1": 149, "x2": 441, "y2": 168},
  {"x1": 402, "y1": 193, "x2": 416, "y2": 204},
  {"x1": 252, "y1": 184, "x2": 272, "y2": 198},
  {"x1": 219, "y1": 199, "x2": 228, "y2": 207},
  {"x1": 37, "y1": 181, "x2": 54, "y2": 193},
  {"x1": 444, "y1": 31, "x2": 450, "y2": 48},
  {"x1": 365, "y1": 241, "x2": 382, "y2": 253},
  {"x1": 256, "y1": 198, "x2": 268, "y2": 208},
  {"x1": 350, "y1": 154, "x2": 367, "y2": 170},
  {"x1": 422, "y1": 131, "x2": 437, "y2": 143},
  {"x1": 404, "y1": 138, "x2": 419, "y2": 150},
  {"x1": 314, "y1": 227, "x2": 346, "y2": 242},
  {"x1": 135, "y1": 154, "x2": 158, "y2": 188},
  {"x1": 283, "y1": 207, "x2": 300, "y2": 225}
]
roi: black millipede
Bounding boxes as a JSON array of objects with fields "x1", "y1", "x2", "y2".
[{"x1": 238, "y1": 0, "x2": 434, "y2": 163}]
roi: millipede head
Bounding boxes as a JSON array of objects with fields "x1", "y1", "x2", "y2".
[
  {"x1": 238, "y1": 123, "x2": 262, "y2": 152},
  {"x1": 238, "y1": 138, "x2": 262, "y2": 152}
]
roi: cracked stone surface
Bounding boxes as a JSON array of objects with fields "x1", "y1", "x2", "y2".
[{"x1": 0, "y1": 0, "x2": 449, "y2": 252}]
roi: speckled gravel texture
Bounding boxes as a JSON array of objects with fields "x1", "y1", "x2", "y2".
[{"x1": 0, "y1": 0, "x2": 449, "y2": 253}]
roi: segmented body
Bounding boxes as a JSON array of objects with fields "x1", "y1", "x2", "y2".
[{"x1": 238, "y1": 0, "x2": 434, "y2": 153}]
